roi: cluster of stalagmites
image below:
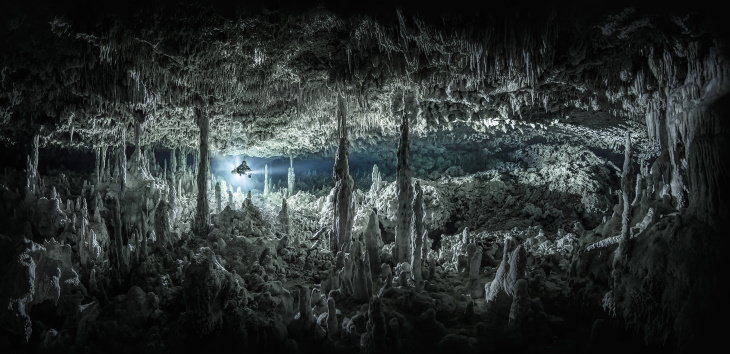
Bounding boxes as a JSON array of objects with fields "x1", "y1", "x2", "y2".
[
  {"x1": 0, "y1": 98, "x2": 574, "y2": 353},
  {"x1": 1, "y1": 45, "x2": 727, "y2": 352}
]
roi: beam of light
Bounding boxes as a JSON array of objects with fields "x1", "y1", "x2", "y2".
[{"x1": 212, "y1": 155, "x2": 261, "y2": 191}]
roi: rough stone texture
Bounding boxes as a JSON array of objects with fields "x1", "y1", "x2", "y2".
[
  {"x1": 0, "y1": 3, "x2": 727, "y2": 353},
  {"x1": 182, "y1": 247, "x2": 246, "y2": 336},
  {"x1": 330, "y1": 94, "x2": 355, "y2": 253},
  {"x1": 0, "y1": 239, "x2": 83, "y2": 341},
  {"x1": 192, "y1": 105, "x2": 210, "y2": 237},
  {"x1": 364, "y1": 209, "x2": 382, "y2": 276},
  {"x1": 394, "y1": 91, "x2": 415, "y2": 263},
  {"x1": 411, "y1": 181, "x2": 424, "y2": 287},
  {"x1": 287, "y1": 157, "x2": 295, "y2": 196}
]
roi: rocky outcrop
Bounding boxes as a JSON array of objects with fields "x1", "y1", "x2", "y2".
[
  {"x1": 0, "y1": 239, "x2": 84, "y2": 341},
  {"x1": 181, "y1": 247, "x2": 247, "y2": 336},
  {"x1": 484, "y1": 239, "x2": 526, "y2": 324}
]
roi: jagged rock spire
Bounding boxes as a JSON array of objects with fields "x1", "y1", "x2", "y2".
[
  {"x1": 278, "y1": 197, "x2": 289, "y2": 235},
  {"x1": 118, "y1": 126, "x2": 127, "y2": 190},
  {"x1": 411, "y1": 181, "x2": 424, "y2": 286},
  {"x1": 263, "y1": 164, "x2": 270, "y2": 196},
  {"x1": 287, "y1": 156, "x2": 295, "y2": 196},
  {"x1": 215, "y1": 181, "x2": 222, "y2": 213},
  {"x1": 331, "y1": 93, "x2": 355, "y2": 253},
  {"x1": 192, "y1": 101, "x2": 210, "y2": 237},
  {"x1": 395, "y1": 91, "x2": 415, "y2": 263}
]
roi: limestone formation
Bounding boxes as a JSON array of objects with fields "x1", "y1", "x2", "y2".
[
  {"x1": 287, "y1": 156, "x2": 295, "y2": 196},
  {"x1": 330, "y1": 94, "x2": 355, "y2": 253},
  {"x1": 394, "y1": 91, "x2": 416, "y2": 263},
  {"x1": 278, "y1": 197, "x2": 289, "y2": 235},
  {"x1": 192, "y1": 104, "x2": 210, "y2": 237},
  {"x1": 326, "y1": 296, "x2": 339, "y2": 339},
  {"x1": 215, "y1": 181, "x2": 222, "y2": 213},
  {"x1": 263, "y1": 164, "x2": 270, "y2": 196},
  {"x1": 364, "y1": 209, "x2": 382, "y2": 275},
  {"x1": 411, "y1": 181, "x2": 425, "y2": 287},
  {"x1": 0, "y1": 4, "x2": 727, "y2": 353}
]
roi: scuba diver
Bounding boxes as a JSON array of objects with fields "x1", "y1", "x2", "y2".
[{"x1": 231, "y1": 160, "x2": 253, "y2": 177}]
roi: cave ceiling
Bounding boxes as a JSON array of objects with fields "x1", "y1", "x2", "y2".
[{"x1": 0, "y1": 1, "x2": 723, "y2": 157}]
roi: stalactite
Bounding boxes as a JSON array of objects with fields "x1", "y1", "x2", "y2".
[
  {"x1": 287, "y1": 156, "x2": 295, "y2": 195},
  {"x1": 192, "y1": 103, "x2": 210, "y2": 237},
  {"x1": 331, "y1": 94, "x2": 355, "y2": 253},
  {"x1": 395, "y1": 91, "x2": 415, "y2": 263}
]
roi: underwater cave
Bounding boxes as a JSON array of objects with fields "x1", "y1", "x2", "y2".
[{"x1": 1, "y1": 0, "x2": 728, "y2": 353}]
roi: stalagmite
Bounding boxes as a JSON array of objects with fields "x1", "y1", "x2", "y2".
[
  {"x1": 508, "y1": 279, "x2": 529, "y2": 330},
  {"x1": 362, "y1": 296, "x2": 386, "y2": 354},
  {"x1": 466, "y1": 243, "x2": 483, "y2": 298},
  {"x1": 395, "y1": 91, "x2": 415, "y2": 263},
  {"x1": 364, "y1": 209, "x2": 382, "y2": 275},
  {"x1": 178, "y1": 148, "x2": 185, "y2": 174},
  {"x1": 131, "y1": 117, "x2": 144, "y2": 173},
  {"x1": 370, "y1": 164, "x2": 382, "y2": 192},
  {"x1": 101, "y1": 145, "x2": 108, "y2": 181},
  {"x1": 287, "y1": 156, "x2": 295, "y2": 195},
  {"x1": 331, "y1": 94, "x2": 355, "y2": 253},
  {"x1": 1, "y1": 5, "x2": 727, "y2": 353},
  {"x1": 411, "y1": 181, "x2": 424, "y2": 287},
  {"x1": 118, "y1": 126, "x2": 127, "y2": 190},
  {"x1": 298, "y1": 285, "x2": 313, "y2": 322},
  {"x1": 170, "y1": 147, "x2": 177, "y2": 174},
  {"x1": 263, "y1": 164, "x2": 270, "y2": 196},
  {"x1": 278, "y1": 197, "x2": 289, "y2": 235},
  {"x1": 215, "y1": 181, "x2": 222, "y2": 213},
  {"x1": 613, "y1": 131, "x2": 634, "y2": 301},
  {"x1": 167, "y1": 176, "x2": 177, "y2": 226},
  {"x1": 326, "y1": 297, "x2": 339, "y2": 339},
  {"x1": 25, "y1": 134, "x2": 40, "y2": 198},
  {"x1": 192, "y1": 102, "x2": 210, "y2": 237},
  {"x1": 94, "y1": 147, "x2": 101, "y2": 184}
]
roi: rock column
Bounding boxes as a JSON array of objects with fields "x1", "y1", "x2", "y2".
[{"x1": 192, "y1": 103, "x2": 210, "y2": 237}]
